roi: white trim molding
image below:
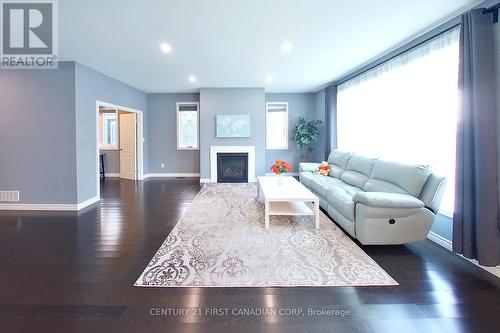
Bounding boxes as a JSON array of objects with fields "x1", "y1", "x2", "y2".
[
  {"x1": 104, "y1": 173, "x2": 120, "y2": 178},
  {"x1": 427, "y1": 231, "x2": 500, "y2": 279},
  {"x1": 144, "y1": 173, "x2": 200, "y2": 178},
  {"x1": 0, "y1": 196, "x2": 100, "y2": 211},
  {"x1": 77, "y1": 196, "x2": 100, "y2": 210},
  {"x1": 0, "y1": 203, "x2": 79, "y2": 211},
  {"x1": 209, "y1": 146, "x2": 256, "y2": 183},
  {"x1": 427, "y1": 231, "x2": 452, "y2": 251},
  {"x1": 96, "y1": 100, "x2": 145, "y2": 201}
]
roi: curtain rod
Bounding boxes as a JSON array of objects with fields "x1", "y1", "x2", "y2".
[{"x1": 482, "y1": 2, "x2": 499, "y2": 23}]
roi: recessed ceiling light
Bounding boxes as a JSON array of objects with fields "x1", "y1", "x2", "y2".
[
  {"x1": 266, "y1": 75, "x2": 273, "y2": 82},
  {"x1": 160, "y1": 42, "x2": 172, "y2": 53},
  {"x1": 188, "y1": 75, "x2": 197, "y2": 82},
  {"x1": 281, "y1": 41, "x2": 292, "y2": 53}
]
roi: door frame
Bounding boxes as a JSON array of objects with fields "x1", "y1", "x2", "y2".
[{"x1": 95, "y1": 100, "x2": 144, "y2": 199}]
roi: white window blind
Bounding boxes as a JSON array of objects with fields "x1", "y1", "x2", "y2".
[
  {"x1": 100, "y1": 110, "x2": 118, "y2": 149},
  {"x1": 266, "y1": 102, "x2": 289, "y2": 150},
  {"x1": 177, "y1": 102, "x2": 199, "y2": 150},
  {"x1": 337, "y1": 27, "x2": 460, "y2": 216}
]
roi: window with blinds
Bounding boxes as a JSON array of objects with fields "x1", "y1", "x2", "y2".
[
  {"x1": 266, "y1": 102, "x2": 289, "y2": 150},
  {"x1": 176, "y1": 102, "x2": 199, "y2": 150}
]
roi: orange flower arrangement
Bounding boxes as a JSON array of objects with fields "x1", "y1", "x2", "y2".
[{"x1": 270, "y1": 160, "x2": 292, "y2": 175}]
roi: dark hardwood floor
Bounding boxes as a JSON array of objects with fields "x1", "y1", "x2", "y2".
[{"x1": 0, "y1": 178, "x2": 499, "y2": 333}]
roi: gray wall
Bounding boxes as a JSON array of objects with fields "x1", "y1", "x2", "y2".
[
  {"x1": 199, "y1": 88, "x2": 265, "y2": 179},
  {"x1": 0, "y1": 62, "x2": 77, "y2": 204},
  {"x1": 100, "y1": 150, "x2": 120, "y2": 174},
  {"x1": 265, "y1": 93, "x2": 318, "y2": 171},
  {"x1": 147, "y1": 93, "x2": 200, "y2": 173},
  {"x1": 430, "y1": 214, "x2": 453, "y2": 241},
  {"x1": 75, "y1": 62, "x2": 148, "y2": 202},
  {"x1": 314, "y1": 89, "x2": 327, "y2": 162},
  {"x1": 494, "y1": 15, "x2": 500, "y2": 222}
]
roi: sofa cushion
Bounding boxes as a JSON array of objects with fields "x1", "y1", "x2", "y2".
[
  {"x1": 327, "y1": 150, "x2": 353, "y2": 178},
  {"x1": 340, "y1": 155, "x2": 378, "y2": 188},
  {"x1": 353, "y1": 192, "x2": 425, "y2": 208},
  {"x1": 326, "y1": 184, "x2": 363, "y2": 220},
  {"x1": 299, "y1": 171, "x2": 316, "y2": 188},
  {"x1": 363, "y1": 160, "x2": 431, "y2": 197},
  {"x1": 310, "y1": 175, "x2": 344, "y2": 198}
]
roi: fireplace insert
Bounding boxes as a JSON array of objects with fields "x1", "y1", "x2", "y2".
[{"x1": 217, "y1": 153, "x2": 248, "y2": 183}]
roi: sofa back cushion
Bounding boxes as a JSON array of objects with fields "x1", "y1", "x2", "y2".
[
  {"x1": 327, "y1": 150, "x2": 353, "y2": 178},
  {"x1": 363, "y1": 159, "x2": 431, "y2": 197},
  {"x1": 340, "y1": 155, "x2": 377, "y2": 188}
]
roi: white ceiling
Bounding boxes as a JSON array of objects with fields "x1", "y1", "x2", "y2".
[{"x1": 59, "y1": 0, "x2": 481, "y2": 93}]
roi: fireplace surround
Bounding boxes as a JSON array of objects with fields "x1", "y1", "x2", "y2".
[{"x1": 209, "y1": 146, "x2": 256, "y2": 183}]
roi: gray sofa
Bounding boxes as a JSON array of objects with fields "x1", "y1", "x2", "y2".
[{"x1": 299, "y1": 150, "x2": 446, "y2": 245}]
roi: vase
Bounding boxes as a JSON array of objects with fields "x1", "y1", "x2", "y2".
[{"x1": 277, "y1": 173, "x2": 284, "y2": 184}]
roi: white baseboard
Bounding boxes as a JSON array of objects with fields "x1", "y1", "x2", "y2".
[
  {"x1": 200, "y1": 179, "x2": 259, "y2": 183},
  {"x1": 0, "y1": 203, "x2": 78, "y2": 211},
  {"x1": 427, "y1": 231, "x2": 500, "y2": 279},
  {"x1": 104, "y1": 173, "x2": 120, "y2": 178},
  {"x1": 77, "y1": 196, "x2": 100, "y2": 210},
  {"x1": 0, "y1": 196, "x2": 100, "y2": 211},
  {"x1": 144, "y1": 173, "x2": 200, "y2": 179},
  {"x1": 427, "y1": 231, "x2": 452, "y2": 251},
  {"x1": 463, "y1": 258, "x2": 500, "y2": 279}
]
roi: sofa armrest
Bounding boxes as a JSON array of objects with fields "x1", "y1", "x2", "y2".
[
  {"x1": 353, "y1": 192, "x2": 425, "y2": 209},
  {"x1": 299, "y1": 162, "x2": 320, "y2": 173}
]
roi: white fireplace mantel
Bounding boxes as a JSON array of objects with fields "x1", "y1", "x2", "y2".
[{"x1": 209, "y1": 146, "x2": 256, "y2": 183}]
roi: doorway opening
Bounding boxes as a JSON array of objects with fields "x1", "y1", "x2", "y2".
[{"x1": 96, "y1": 101, "x2": 144, "y2": 198}]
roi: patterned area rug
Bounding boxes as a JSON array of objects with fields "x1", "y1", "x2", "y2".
[{"x1": 135, "y1": 183, "x2": 397, "y2": 287}]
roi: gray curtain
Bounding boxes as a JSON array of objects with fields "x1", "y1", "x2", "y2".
[
  {"x1": 453, "y1": 9, "x2": 500, "y2": 267},
  {"x1": 324, "y1": 85, "x2": 337, "y2": 159}
]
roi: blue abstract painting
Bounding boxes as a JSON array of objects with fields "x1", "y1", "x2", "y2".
[{"x1": 216, "y1": 115, "x2": 251, "y2": 138}]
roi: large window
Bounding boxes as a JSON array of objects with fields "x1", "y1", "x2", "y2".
[
  {"x1": 177, "y1": 102, "x2": 199, "y2": 150},
  {"x1": 100, "y1": 110, "x2": 118, "y2": 149},
  {"x1": 266, "y1": 102, "x2": 289, "y2": 150},
  {"x1": 337, "y1": 27, "x2": 460, "y2": 216}
]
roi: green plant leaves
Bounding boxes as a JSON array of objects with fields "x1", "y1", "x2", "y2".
[{"x1": 291, "y1": 117, "x2": 323, "y2": 161}]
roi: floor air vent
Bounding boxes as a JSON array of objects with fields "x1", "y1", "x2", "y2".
[{"x1": 0, "y1": 191, "x2": 20, "y2": 202}]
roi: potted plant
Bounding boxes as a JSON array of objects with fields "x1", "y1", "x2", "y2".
[{"x1": 291, "y1": 117, "x2": 323, "y2": 161}]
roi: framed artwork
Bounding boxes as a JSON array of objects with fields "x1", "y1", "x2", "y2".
[{"x1": 216, "y1": 115, "x2": 251, "y2": 138}]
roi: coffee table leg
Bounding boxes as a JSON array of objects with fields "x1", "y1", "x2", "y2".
[
  {"x1": 314, "y1": 200, "x2": 320, "y2": 229},
  {"x1": 265, "y1": 200, "x2": 270, "y2": 229}
]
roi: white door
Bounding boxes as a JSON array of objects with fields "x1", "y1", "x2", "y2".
[{"x1": 119, "y1": 112, "x2": 137, "y2": 180}]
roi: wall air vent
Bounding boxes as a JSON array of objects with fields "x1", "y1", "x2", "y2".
[{"x1": 0, "y1": 191, "x2": 20, "y2": 202}]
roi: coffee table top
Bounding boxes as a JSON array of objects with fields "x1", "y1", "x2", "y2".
[{"x1": 257, "y1": 176, "x2": 318, "y2": 201}]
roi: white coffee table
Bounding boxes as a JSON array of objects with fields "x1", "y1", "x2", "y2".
[{"x1": 257, "y1": 176, "x2": 320, "y2": 229}]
